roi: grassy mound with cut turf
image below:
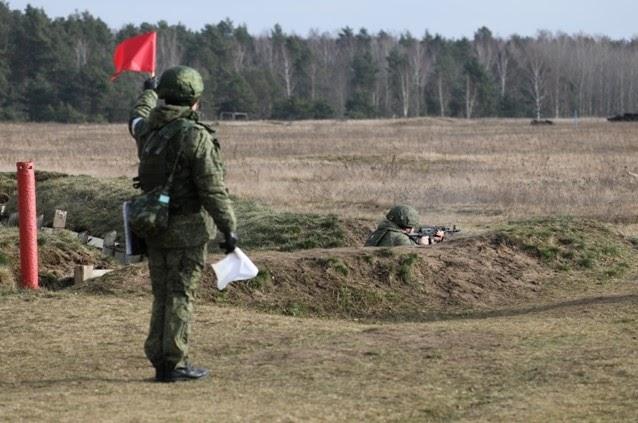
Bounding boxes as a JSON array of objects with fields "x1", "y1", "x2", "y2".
[
  {"x1": 0, "y1": 227, "x2": 114, "y2": 293},
  {"x1": 2, "y1": 212, "x2": 635, "y2": 321},
  {"x1": 493, "y1": 216, "x2": 634, "y2": 280},
  {"x1": 0, "y1": 172, "x2": 370, "y2": 252}
]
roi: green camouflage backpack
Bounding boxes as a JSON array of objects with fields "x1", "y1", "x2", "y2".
[{"x1": 127, "y1": 119, "x2": 193, "y2": 238}]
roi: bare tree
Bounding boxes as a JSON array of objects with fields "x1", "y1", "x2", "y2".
[
  {"x1": 474, "y1": 27, "x2": 496, "y2": 71},
  {"x1": 74, "y1": 39, "x2": 88, "y2": 68},
  {"x1": 404, "y1": 35, "x2": 433, "y2": 116},
  {"x1": 371, "y1": 32, "x2": 395, "y2": 115},
  {"x1": 513, "y1": 36, "x2": 550, "y2": 120},
  {"x1": 157, "y1": 26, "x2": 183, "y2": 71},
  {"x1": 307, "y1": 30, "x2": 337, "y2": 107},
  {"x1": 494, "y1": 39, "x2": 511, "y2": 98},
  {"x1": 543, "y1": 32, "x2": 571, "y2": 118}
]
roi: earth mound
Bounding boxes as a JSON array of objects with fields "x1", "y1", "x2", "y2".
[
  {"x1": 0, "y1": 227, "x2": 114, "y2": 291},
  {"x1": 2, "y1": 174, "x2": 634, "y2": 322},
  {"x1": 0, "y1": 171, "x2": 371, "y2": 251},
  {"x1": 70, "y1": 217, "x2": 637, "y2": 321},
  {"x1": 199, "y1": 235, "x2": 550, "y2": 320},
  {"x1": 69, "y1": 235, "x2": 549, "y2": 320}
]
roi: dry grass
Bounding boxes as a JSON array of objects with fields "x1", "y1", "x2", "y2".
[
  {"x1": 1, "y1": 290, "x2": 637, "y2": 422},
  {"x1": 0, "y1": 267, "x2": 16, "y2": 291},
  {"x1": 2, "y1": 118, "x2": 637, "y2": 228},
  {"x1": 2, "y1": 118, "x2": 638, "y2": 421}
]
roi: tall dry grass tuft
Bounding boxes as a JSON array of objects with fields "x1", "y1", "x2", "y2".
[
  {"x1": 0, "y1": 267, "x2": 16, "y2": 291},
  {"x1": 1, "y1": 118, "x2": 637, "y2": 227}
]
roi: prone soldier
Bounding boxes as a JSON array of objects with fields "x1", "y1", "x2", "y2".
[{"x1": 364, "y1": 205, "x2": 445, "y2": 247}]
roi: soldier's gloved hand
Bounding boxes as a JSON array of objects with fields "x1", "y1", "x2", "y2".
[
  {"x1": 143, "y1": 76, "x2": 159, "y2": 91},
  {"x1": 220, "y1": 232, "x2": 238, "y2": 254}
]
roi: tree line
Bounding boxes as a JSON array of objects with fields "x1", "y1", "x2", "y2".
[{"x1": 2, "y1": 2, "x2": 638, "y2": 122}]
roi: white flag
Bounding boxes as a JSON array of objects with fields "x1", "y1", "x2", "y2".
[{"x1": 211, "y1": 248, "x2": 259, "y2": 290}]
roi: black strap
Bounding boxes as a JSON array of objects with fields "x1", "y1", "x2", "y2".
[
  {"x1": 165, "y1": 139, "x2": 185, "y2": 188},
  {"x1": 164, "y1": 120, "x2": 194, "y2": 190}
]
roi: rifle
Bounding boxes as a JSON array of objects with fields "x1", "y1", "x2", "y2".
[{"x1": 408, "y1": 225, "x2": 461, "y2": 244}]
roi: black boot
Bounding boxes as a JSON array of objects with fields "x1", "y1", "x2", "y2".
[
  {"x1": 154, "y1": 364, "x2": 173, "y2": 383},
  {"x1": 158, "y1": 365, "x2": 209, "y2": 383}
]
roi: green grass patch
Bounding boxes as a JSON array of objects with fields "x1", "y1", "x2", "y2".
[
  {"x1": 398, "y1": 253, "x2": 419, "y2": 284},
  {"x1": 234, "y1": 199, "x2": 346, "y2": 251},
  {"x1": 1, "y1": 172, "x2": 349, "y2": 252},
  {"x1": 323, "y1": 257, "x2": 349, "y2": 276},
  {"x1": 0, "y1": 173, "x2": 15, "y2": 198},
  {"x1": 494, "y1": 216, "x2": 635, "y2": 281},
  {"x1": 247, "y1": 269, "x2": 272, "y2": 291},
  {"x1": 281, "y1": 301, "x2": 308, "y2": 317},
  {"x1": 375, "y1": 248, "x2": 395, "y2": 258},
  {"x1": 2, "y1": 172, "x2": 135, "y2": 239},
  {"x1": 335, "y1": 285, "x2": 384, "y2": 316}
]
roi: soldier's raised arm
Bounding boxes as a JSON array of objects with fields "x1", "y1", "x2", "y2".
[{"x1": 129, "y1": 78, "x2": 159, "y2": 158}]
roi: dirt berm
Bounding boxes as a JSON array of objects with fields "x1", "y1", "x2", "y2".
[
  {"x1": 74, "y1": 217, "x2": 638, "y2": 321},
  {"x1": 203, "y1": 237, "x2": 549, "y2": 319},
  {"x1": 74, "y1": 238, "x2": 546, "y2": 321}
]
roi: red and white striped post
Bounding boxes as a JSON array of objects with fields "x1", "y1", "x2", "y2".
[{"x1": 16, "y1": 161, "x2": 38, "y2": 289}]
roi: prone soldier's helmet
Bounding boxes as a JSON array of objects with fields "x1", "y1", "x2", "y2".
[
  {"x1": 157, "y1": 65, "x2": 204, "y2": 106},
  {"x1": 386, "y1": 205, "x2": 420, "y2": 229}
]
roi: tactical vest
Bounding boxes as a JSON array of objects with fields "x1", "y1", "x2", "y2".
[{"x1": 138, "y1": 118, "x2": 194, "y2": 192}]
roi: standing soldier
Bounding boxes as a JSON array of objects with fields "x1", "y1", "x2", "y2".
[{"x1": 129, "y1": 66, "x2": 238, "y2": 383}]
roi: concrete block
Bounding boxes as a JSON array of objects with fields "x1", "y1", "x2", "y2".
[
  {"x1": 102, "y1": 231, "x2": 117, "y2": 256},
  {"x1": 87, "y1": 236, "x2": 104, "y2": 249},
  {"x1": 53, "y1": 209, "x2": 67, "y2": 229},
  {"x1": 92, "y1": 269, "x2": 113, "y2": 279},
  {"x1": 74, "y1": 265, "x2": 94, "y2": 284},
  {"x1": 103, "y1": 231, "x2": 117, "y2": 247},
  {"x1": 74, "y1": 265, "x2": 114, "y2": 284}
]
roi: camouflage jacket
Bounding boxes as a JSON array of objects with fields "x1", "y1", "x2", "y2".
[
  {"x1": 364, "y1": 219, "x2": 417, "y2": 247},
  {"x1": 129, "y1": 89, "x2": 236, "y2": 248}
]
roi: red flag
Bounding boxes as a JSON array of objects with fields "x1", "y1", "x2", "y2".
[{"x1": 111, "y1": 32, "x2": 156, "y2": 80}]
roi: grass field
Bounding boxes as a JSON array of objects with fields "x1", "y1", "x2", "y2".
[
  {"x1": 2, "y1": 117, "x2": 637, "y2": 224},
  {"x1": 2, "y1": 288, "x2": 638, "y2": 422},
  {"x1": 1, "y1": 118, "x2": 638, "y2": 422}
]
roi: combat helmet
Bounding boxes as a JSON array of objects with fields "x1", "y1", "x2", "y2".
[
  {"x1": 157, "y1": 65, "x2": 204, "y2": 105},
  {"x1": 386, "y1": 205, "x2": 420, "y2": 229}
]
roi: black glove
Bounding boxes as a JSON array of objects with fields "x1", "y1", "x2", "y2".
[
  {"x1": 143, "y1": 76, "x2": 158, "y2": 91},
  {"x1": 220, "y1": 232, "x2": 238, "y2": 254}
]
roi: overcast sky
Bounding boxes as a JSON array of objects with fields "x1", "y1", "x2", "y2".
[{"x1": 6, "y1": 0, "x2": 638, "y2": 39}]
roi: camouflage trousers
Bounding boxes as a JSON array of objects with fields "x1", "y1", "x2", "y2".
[{"x1": 144, "y1": 243, "x2": 207, "y2": 370}]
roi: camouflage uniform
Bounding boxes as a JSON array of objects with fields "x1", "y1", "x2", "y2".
[
  {"x1": 364, "y1": 205, "x2": 420, "y2": 247},
  {"x1": 129, "y1": 66, "x2": 236, "y2": 377}
]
